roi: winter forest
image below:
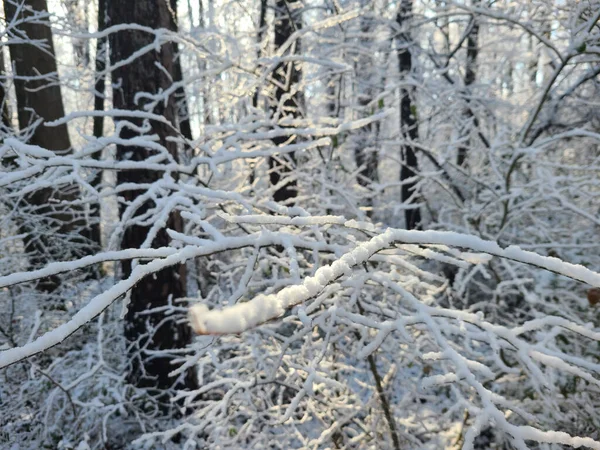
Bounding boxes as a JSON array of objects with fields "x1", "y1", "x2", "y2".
[{"x1": 1, "y1": 0, "x2": 600, "y2": 448}]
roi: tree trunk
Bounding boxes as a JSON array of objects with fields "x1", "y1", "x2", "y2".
[
  {"x1": 269, "y1": 0, "x2": 302, "y2": 204},
  {"x1": 108, "y1": 0, "x2": 198, "y2": 401},
  {"x1": 64, "y1": 0, "x2": 91, "y2": 67},
  {"x1": 456, "y1": 3, "x2": 479, "y2": 168},
  {"x1": 3, "y1": 0, "x2": 98, "y2": 289},
  {"x1": 0, "y1": 46, "x2": 11, "y2": 132},
  {"x1": 396, "y1": 0, "x2": 421, "y2": 230},
  {"x1": 247, "y1": 0, "x2": 268, "y2": 187},
  {"x1": 167, "y1": 0, "x2": 193, "y2": 144},
  {"x1": 88, "y1": 0, "x2": 107, "y2": 250},
  {"x1": 4, "y1": 0, "x2": 70, "y2": 151},
  {"x1": 93, "y1": 0, "x2": 107, "y2": 141},
  {"x1": 528, "y1": 34, "x2": 538, "y2": 84},
  {"x1": 253, "y1": 0, "x2": 267, "y2": 109},
  {"x1": 354, "y1": 5, "x2": 379, "y2": 217}
]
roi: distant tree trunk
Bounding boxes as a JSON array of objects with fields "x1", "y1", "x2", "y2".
[
  {"x1": 456, "y1": 2, "x2": 479, "y2": 168},
  {"x1": 167, "y1": 0, "x2": 193, "y2": 144},
  {"x1": 528, "y1": 34, "x2": 538, "y2": 84},
  {"x1": 269, "y1": 0, "x2": 302, "y2": 204},
  {"x1": 108, "y1": 0, "x2": 198, "y2": 401},
  {"x1": 253, "y1": 0, "x2": 267, "y2": 108},
  {"x1": 354, "y1": 4, "x2": 379, "y2": 217},
  {"x1": 64, "y1": 0, "x2": 91, "y2": 67},
  {"x1": 321, "y1": 1, "x2": 341, "y2": 119},
  {"x1": 396, "y1": 0, "x2": 421, "y2": 230},
  {"x1": 3, "y1": 0, "x2": 98, "y2": 289},
  {"x1": 504, "y1": 62, "x2": 513, "y2": 96},
  {"x1": 93, "y1": 0, "x2": 107, "y2": 141},
  {"x1": 540, "y1": 13, "x2": 552, "y2": 85},
  {"x1": 247, "y1": 0, "x2": 267, "y2": 187},
  {"x1": 437, "y1": 0, "x2": 450, "y2": 56},
  {"x1": 89, "y1": 0, "x2": 107, "y2": 249},
  {"x1": 0, "y1": 48, "x2": 11, "y2": 132}
]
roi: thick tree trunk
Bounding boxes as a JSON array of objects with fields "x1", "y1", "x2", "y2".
[
  {"x1": 269, "y1": 0, "x2": 302, "y2": 204},
  {"x1": 4, "y1": 0, "x2": 70, "y2": 152},
  {"x1": 396, "y1": 0, "x2": 421, "y2": 230},
  {"x1": 108, "y1": 0, "x2": 198, "y2": 400},
  {"x1": 3, "y1": 0, "x2": 98, "y2": 289}
]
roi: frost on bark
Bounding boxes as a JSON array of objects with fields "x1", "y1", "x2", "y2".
[
  {"x1": 396, "y1": 0, "x2": 421, "y2": 230},
  {"x1": 108, "y1": 0, "x2": 198, "y2": 399},
  {"x1": 269, "y1": 0, "x2": 303, "y2": 204}
]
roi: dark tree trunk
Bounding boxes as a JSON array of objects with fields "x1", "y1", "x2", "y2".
[
  {"x1": 248, "y1": 0, "x2": 268, "y2": 187},
  {"x1": 396, "y1": 0, "x2": 421, "y2": 230},
  {"x1": 3, "y1": 0, "x2": 98, "y2": 289},
  {"x1": 252, "y1": 0, "x2": 267, "y2": 108},
  {"x1": 456, "y1": 1, "x2": 479, "y2": 168},
  {"x1": 108, "y1": 0, "x2": 198, "y2": 401},
  {"x1": 0, "y1": 47, "x2": 11, "y2": 132},
  {"x1": 3, "y1": 0, "x2": 70, "y2": 152},
  {"x1": 269, "y1": 0, "x2": 302, "y2": 204},
  {"x1": 93, "y1": 0, "x2": 107, "y2": 141}
]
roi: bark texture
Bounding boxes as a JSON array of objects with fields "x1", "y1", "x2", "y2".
[
  {"x1": 4, "y1": 0, "x2": 98, "y2": 290},
  {"x1": 108, "y1": 0, "x2": 198, "y2": 399},
  {"x1": 4, "y1": 0, "x2": 70, "y2": 152}
]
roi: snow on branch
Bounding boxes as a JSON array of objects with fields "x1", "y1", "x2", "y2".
[
  {"x1": 0, "y1": 248, "x2": 177, "y2": 288},
  {"x1": 0, "y1": 248, "x2": 197, "y2": 369},
  {"x1": 190, "y1": 225, "x2": 600, "y2": 335}
]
